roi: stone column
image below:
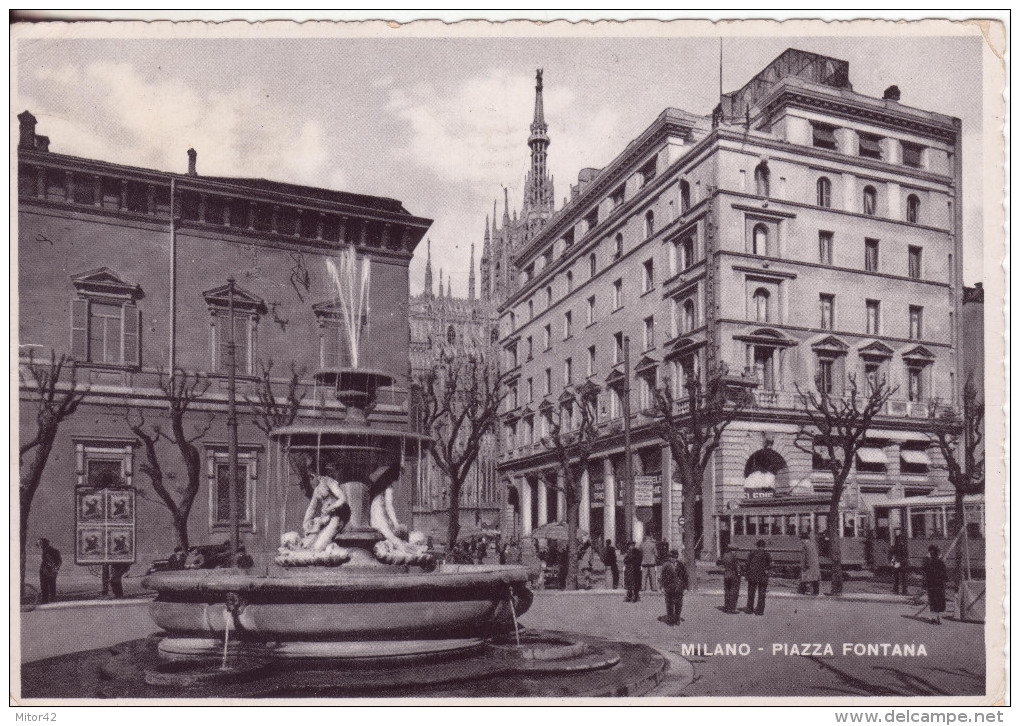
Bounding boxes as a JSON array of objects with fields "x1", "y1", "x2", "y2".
[
  {"x1": 537, "y1": 476, "x2": 548, "y2": 526},
  {"x1": 662, "y1": 444, "x2": 676, "y2": 549},
  {"x1": 841, "y1": 172, "x2": 856, "y2": 212},
  {"x1": 520, "y1": 478, "x2": 533, "y2": 536},
  {"x1": 579, "y1": 465, "x2": 591, "y2": 533},
  {"x1": 886, "y1": 182, "x2": 902, "y2": 220},
  {"x1": 556, "y1": 471, "x2": 566, "y2": 523},
  {"x1": 603, "y1": 458, "x2": 616, "y2": 545}
]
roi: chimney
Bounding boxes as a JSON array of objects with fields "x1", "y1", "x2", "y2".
[
  {"x1": 882, "y1": 85, "x2": 901, "y2": 102},
  {"x1": 18, "y1": 110, "x2": 37, "y2": 150},
  {"x1": 34, "y1": 135, "x2": 49, "y2": 152},
  {"x1": 187, "y1": 148, "x2": 197, "y2": 176}
]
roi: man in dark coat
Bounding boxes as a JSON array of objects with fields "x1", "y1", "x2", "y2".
[
  {"x1": 623, "y1": 541, "x2": 642, "y2": 602},
  {"x1": 720, "y1": 543, "x2": 742, "y2": 613},
  {"x1": 922, "y1": 545, "x2": 948, "y2": 624},
  {"x1": 37, "y1": 538, "x2": 61, "y2": 604},
  {"x1": 603, "y1": 539, "x2": 619, "y2": 589},
  {"x1": 744, "y1": 539, "x2": 772, "y2": 616},
  {"x1": 799, "y1": 532, "x2": 821, "y2": 596},
  {"x1": 890, "y1": 530, "x2": 910, "y2": 595},
  {"x1": 660, "y1": 549, "x2": 689, "y2": 625}
]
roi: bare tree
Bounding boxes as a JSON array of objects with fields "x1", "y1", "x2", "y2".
[
  {"x1": 795, "y1": 374, "x2": 895, "y2": 595},
  {"x1": 248, "y1": 361, "x2": 307, "y2": 435},
  {"x1": 19, "y1": 352, "x2": 89, "y2": 592},
  {"x1": 651, "y1": 363, "x2": 753, "y2": 589},
  {"x1": 927, "y1": 375, "x2": 984, "y2": 583},
  {"x1": 418, "y1": 351, "x2": 509, "y2": 550},
  {"x1": 124, "y1": 368, "x2": 212, "y2": 550},
  {"x1": 540, "y1": 381, "x2": 601, "y2": 590}
]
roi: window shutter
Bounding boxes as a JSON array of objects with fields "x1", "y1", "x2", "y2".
[
  {"x1": 70, "y1": 298, "x2": 89, "y2": 360},
  {"x1": 122, "y1": 303, "x2": 140, "y2": 366}
]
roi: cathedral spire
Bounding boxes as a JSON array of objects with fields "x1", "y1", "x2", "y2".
[
  {"x1": 523, "y1": 68, "x2": 554, "y2": 219},
  {"x1": 502, "y1": 187, "x2": 510, "y2": 224},
  {"x1": 438, "y1": 268, "x2": 444, "y2": 298},
  {"x1": 447, "y1": 276, "x2": 452, "y2": 299},
  {"x1": 423, "y1": 238, "x2": 434, "y2": 299},
  {"x1": 468, "y1": 242, "x2": 476, "y2": 300}
]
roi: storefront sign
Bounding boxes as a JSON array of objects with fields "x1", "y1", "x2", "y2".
[
  {"x1": 591, "y1": 478, "x2": 605, "y2": 504},
  {"x1": 75, "y1": 487, "x2": 136, "y2": 564},
  {"x1": 634, "y1": 475, "x2": 657, "y2": 507}
]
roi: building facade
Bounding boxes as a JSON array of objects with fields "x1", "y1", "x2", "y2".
[
  {"x1": 496, "y1": 49, "x2": 964, "y2": 558},
  {"x1": 408, "y1": 241, "x2": 501, "y2": 541},
  {"x1": 17, "y1": 112, "x2": 431, "y2": 587}
]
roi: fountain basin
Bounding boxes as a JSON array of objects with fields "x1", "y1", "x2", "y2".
[{"x1": 143, "y1": 564, "x2": 533, "y2": 661}]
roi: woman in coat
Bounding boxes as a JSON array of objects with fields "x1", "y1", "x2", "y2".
[
  {"x1": 799, "y1": 532, "x2": 821, "y2": 595},
  {"x1": 922, "y1": 545, "x2": 948, "y2": 624}
]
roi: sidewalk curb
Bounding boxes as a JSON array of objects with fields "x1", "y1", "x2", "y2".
[{"x1": 531, "y1": 588, "x2": 915, "y2": 604}]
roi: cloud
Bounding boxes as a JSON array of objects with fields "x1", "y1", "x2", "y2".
[{"x1": 22, "y1": 62, "x2": 335, "y2": 188}]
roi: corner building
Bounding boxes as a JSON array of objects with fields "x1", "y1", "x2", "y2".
[
  {"x1": 497, "y1": 50, "x2": 963, "y2": 559},
  {"x1": 17, "y1": 112, "x2": 431, "y2": 588}
]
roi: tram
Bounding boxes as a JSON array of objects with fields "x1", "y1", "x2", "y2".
[{"x1": 717, "y1": 492, "x2": 984, "y2": 576}]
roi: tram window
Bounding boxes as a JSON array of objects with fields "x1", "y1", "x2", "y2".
[
  {"x1": 874, "y1": 511, "x2": 890, "y2": 541},
  {"x1": 799, "y1": 513, "x2": 813, "y2": 534},
  {"x1": 733, "y1": 517, "x2": 744, "y2": 535},
  {"x1": 842, "y1": 512, "x2": 856, "y2": 538},
  {"x1": 815, "y1": 514, "x2": 828, "y2": 533},
  {"x1": 770, "y1": 517, "x2": 782, "y2": 535},
  {"x1": 910, "y1": 512, "x2": 928, "y2": 538},
  {"x1": 746, "y1": 517, "x2": 757, "y2": 535},
  {"x1": 786, "y1": 515, "x2": 797, "y2": 535}
]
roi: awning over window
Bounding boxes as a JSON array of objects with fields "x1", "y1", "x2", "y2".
[
  {"x1": 900, "y1": 450, "x2": 931, "y2": 466},
  {"x1": 857, "y1": 447, "x2": 888, "y2": 464},
  {"x1": 858, "y1": 135, "x2": 883, "y2": 156},
  {"x1": 812, "y1": 124, "x2": 837, "y2": 147}
]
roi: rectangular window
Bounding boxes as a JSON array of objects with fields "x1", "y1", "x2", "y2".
[
  {"x1": 543, "y1": 324, "x2": 551, "y2": 350},
  {"x1": 72, "y1": 298, "x2": 141, "y2": 367},
  {"x1": 89, "y1": 301, "x2": 125, "y2": 365},
  {"x1": 817, "y1": 358, "x2": 835, "y2": 394},
  {"x1": 526, "y1": 378, "x2": 534, "y2": 403},
  {"x1": 216, "y1": 312, "x2": 252, "y2": 375},
  {"x1": 587, "y1": 345, "x2": 596, "y2": 376},
  {"x1": 613, "y1": 279, "x2": 623, "y2": 310},
  {"x1": 209, "y1": 450, "x2": 256, "y2": 529},
  {"x1": 526, "y1": 336, "x2": 533, "y2": 360},
  {"x1": 642, "y1": 259, "x2": 655, "y2": 292},
  {"x1": 643, "y1": 315, "x2": 655, "y2": 350},
  {"x1": 610, "y1": 185, "x2": 625, "y2": 209},
  {"x1": 908, "y1": 246, "x2": 922, "y2": 279},
  {"x1": 528, "y1": 300, "x2": 534, "y2": 320},
  {"x1": 566, "y1": 271, "x2": 574, "y2": 293},
  {"x1": 584, "y1": 208, "x2": 599, "y2": 234},
  {"x1": 909, "y1": 306, "x2": 923, "y2": 340},
  {"x1": 544, "y1": 368, "x2": 552, "y2": 395},
  {"x1": 563, "y1": 310, "x2": 572, "y2": 339},
  {"x1": 587, "y1": 295, "x2": 596, "y2": 325},
  {"x1": 866, "y1": 299, "x2": 881, "y2": 335},
  {"x1": 564, "y1": 358, "x2": 573, "y2": 385},
  {"x1": 818, "y1": 231, "x2": 833, "y2": 265},
  {"x1": 639, "y1": 157, "x2": 657, "y2": 186},
  {"x1": 812, "y1": 123, "x2": 838, "y2": 150},
  {"x1": 589, "y1": 253, "x2": 597, "y2": 278},
  {"x1": 859, "y1": 133, "x2": 883, "y2": 160},
  {"x1": 614, "y1": 332, "x2": 624, "y2": 364},
  {"x1": 907, "y1": 367, "x2": 925, "y2": 402},
  {"x1": 819, "y1": 294, "x2": 835, "y2": 330},
  {"x1": 902, "y1": 142, "x2": 924, "y2": 168},
  {"x1": 321, "y1": 320, "x2": 354, "y2": 369},
  {"x1": 865, "y1": 238, "x2": 879, "y2": 272}
]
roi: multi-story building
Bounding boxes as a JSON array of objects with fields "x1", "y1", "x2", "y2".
[
  {"x1": 408, "y1": 241, "x2": 501, "y2": 541},
  {"x1": 17, "y1": 111, "x2": 431, "y2": 587},
  {"x1": 496, "y1": 49, "x2": 963, "y2": 558}
]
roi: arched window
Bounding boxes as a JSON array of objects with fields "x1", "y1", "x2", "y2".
[
  {"x1": 754, "y1": 161, "x2": 770, "y2": 197},
  {"x1": 752, "y1": 224, "x2": 769, "y2": 256},
  {"x1": 862, "y1": 185, "x2": 877, "y2": 216},
  {"x1": 681, "y1": 236, "x2": 695, "y2": 270},
  {"x1": 906, "y1": 194, "x2": 920, "y2": 224},
  {"x1": 753, "y1": 288, "x2": 770, "y2": 323},
  {"x1": 545, "y1": 286, "x2": 552, "y2": 307},
  {"x1": 816, "y1": 177, "x2": 831, "y2": 208},
  {"x1": 528, "y1": 299, "x2": 534, "y2": 320},
  {"x1": 614, "y1": 232, "x2": 624, "y2": 258},
  {"x1": 682, "y1": 299, "x2": 696, "y2": 332},
  {"x1": 508, "y1": 311, "x2": 515, "y2": 330},
  {"x1": 589, "y1": 252, "x2": 597, "y2": 278},
  {"x1": 679, "y1": 180, "x2": 691, "y2": 213},
  {"x1": 565, "y1": 270, "x2": 574, "y2": 292},
  {"x1": 446, "y1": 325, "x2": 456, "y2": 345},
  {"x1": 644, "y1": 210, "x2": 655, "y2": 239}
]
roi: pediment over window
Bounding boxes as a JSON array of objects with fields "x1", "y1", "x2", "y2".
[
  {"x1": 664, "y1": 336, "x2": 705, "y2": 360},
  {"x1": 734, "y1": 328, "x2": 797, "y2": 348},
  {"x1": 203, "y1": 283, "x2": 266, "y2": 314},
  {"x1": 72, "y1": 267, "x2": 142, "y2": 300},
  {"x1": 634, "y1": 355, "x2": 659, "y2": 375},
  {"x1": 902, "y1": 345, "x2": 936, "y2": 362},
  {"x1": 858, "y1": 340, "x2": 895, "y2": 360},
  {"x1": 811, "y1": 335, "x2": 849, "y2": 354},
  {"x1": 605, "y1": 368, "x2": 627, "y2": 388},
  {"x1": 538, "y1": 399, "x2": 555, "y2": 414},
  {"x1": 558, "y1": 388, "x2": 575, "y2": 405}
]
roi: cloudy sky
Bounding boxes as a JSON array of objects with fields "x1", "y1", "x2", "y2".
[{"x1": 14, "y1": 29, "x2": 986, "y2": 293}]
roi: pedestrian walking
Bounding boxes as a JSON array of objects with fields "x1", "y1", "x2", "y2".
[
  {"x1": 890, "y1": 530, "x2": 910, "y2": 595},
  {"x1": 744, "y1": 539, "x2": 771, "y2": 616},
  {"x1": 640, "y1": 535, "x2": 658, "y2": 592},
  {"x1": 719, "y1": 543, "x2": 741, "y2": 613},
  {"x1": 660, "y1": 549, "x2": 689, "y2": 625},
  {"x1": 603, "y1": 539, "x2": 619, "y2": 589},
  {"x1": 623, "y1": 541, "x2": 642, "y2": 602},
  {"x1": 37, "y1": 538, "x2": 62, "y2": 604},
  {"x1": 798, "y1": 532, "x2": 821, "y2": 596},
  {"x1": 922, "y1": 545, "x2": 948, "y2": 624}
]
